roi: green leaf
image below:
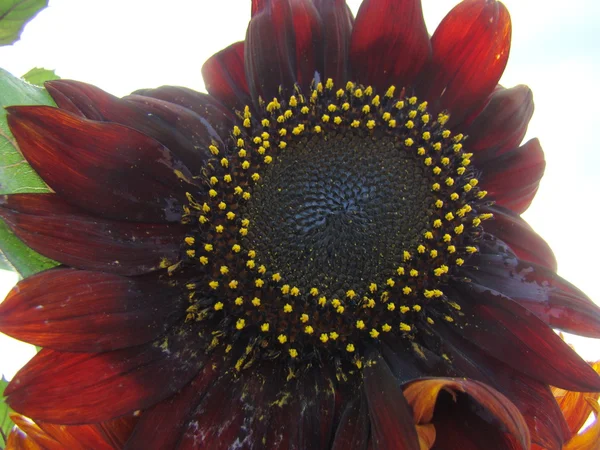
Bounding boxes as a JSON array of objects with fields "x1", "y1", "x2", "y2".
[
  {"x1": 21, "y1": 67, "x2": 59, "y2": 87},
  {"x1": 0, "y1": 67, "x2": 59, "y2": 276},
  {"x1": 0, "y1": 377, "x2": 14, "y2": 448},
  {"x1": 0, "y1": 0, "x2": 48, "y2": 46}
]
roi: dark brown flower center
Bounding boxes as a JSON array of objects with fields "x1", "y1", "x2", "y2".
[
  {"x1": 178, "y1": 79, "x2": 491, "y2": 372},
  {"x1": 245, "y1": 132, "x2": 433, "y2": 298}
]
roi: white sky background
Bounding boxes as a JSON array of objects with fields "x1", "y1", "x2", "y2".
[{"x1": 0, "y1": 0, "x2": 599, "y2": 379}]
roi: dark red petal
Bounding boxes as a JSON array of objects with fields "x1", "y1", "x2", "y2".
[
  {"x1": 7, "y1": 106, "x2": 198, "y2": 222},
  {"x1": 350, "y1": 0, "x2": 430, "y2": 92},
  {"x1": 261, "y1": 366, "x2": 337, "y2": 448},
  {"x1": 245, "y1": 0, "x2": 323, "y2": 102},
  {"x1": 0, "y1": 268, "x2": 184, "y2": 352},
  {"x1": 404, "y1": 378, "x2": 530, "y2": 450},
  {"x1": 425, "y1": 387, "x2": 525, "y2": 450},
  {"x1": 175, "y1": 371, "x2": 250, "y2": 449},
  {"x1": 448, "y1": 281, "x2": 600, "y2": 391},
  {"x1": 22, "y1": 416, "x2": 137, "y2": 450},
  {"x1": 462, "y1": 85, "x2": 534, "y2": 156},
  {"x1": 470, "y1": 238, "x2": 600, "y2": 338},
  {"x1": 4, "y1": 328, "x2": 209, "y2": 424},
  {"x1": 201, "y1": 42, "x2": 253, "y2": 112},
  {"x1": 363, "y1": 352, "x2": 420, "y2": 450},
  {"x1": 251, "y1": 0, "x2": 267, "y2": 16},
  {"x1": 45, "y1": 80, "x2": 221, "y2": 172},
  {"x1": 433, "y1": 324, "x2": 570, "y2": 449},
  {"x1": 0, "y1": 194, "x2": 185, "y2": 275},
  {"x1": 124, "y1": 347, "x2": 229, "y2": 449},
  {"x1": 331, "y1": 393, "x2": 370, "y2": 450},
  {"x1": 312, "y1": 0, "x2": 354, "y2": 82},
  {"x1": 479, "y1": 138, "x2": 545, "y2": 214},
  {"x1": 130, "y1": 86, "x2": 237, "y2": 140},
  {"x1": 419, "y1": 0, "x2": 511, "y2": 125},
  {"x1": 482, "y1": 205, "x2": 557, "y2": 271}
]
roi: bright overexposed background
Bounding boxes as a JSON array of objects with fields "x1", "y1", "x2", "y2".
[{"x1": 0, "y1": 0, "x2": 599, "y2": 380}]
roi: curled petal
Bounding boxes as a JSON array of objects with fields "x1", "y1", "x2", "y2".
[
  {"x1": 419, "y1": 0, "x2": 511, "y2": 124},
  {"x1": 449, "y1": 282, "x2": 600, "y2": 391},
  {"x1": 563, "y1": 398, "x2": 600, "y2": 450},
  {"x1": 433, "y1": 323, "x2": 570, "y2": 449},
  {"x1": 350, "y1": 0, "x2": 430, "y2": 92},
  {"x1": 463, "y1": 85, "x2": 534, "y2": 156},
  {"x1": 553, "y1": 361, "x2": 600, "y2": 435},
  {"x1": 479, "y1": 138, "x2": 545, "y2": 214},
  {"x1": 8, "y1": 414, "x2": 136, "y2": 450},
  {"x1": 6, "y1": 106, "x2": 198, "y2": 222},
  {"x1": 403, "y1": 378, "x2": 530, "y2": 450},
  {"x1": 0, "y1": 268, "x2": 184, "y2": 352},
  {"x1": 0, "y1": 194, "x2": 185, "y2": 275},
  {"x1": 201, "y1": 41, "x2": 253, "y2": 111}
]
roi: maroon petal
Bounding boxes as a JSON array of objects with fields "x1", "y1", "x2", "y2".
[
  {"x1": 0, "y1": 194, "x2": 185, "y2": 275},
  {"x1": 17, "y1": 416, "x2": 138, "y2": 450},
  {"x1": 405, "y1": 378, "x2": 530, "y2": 450},
  {"x1": 201, "y1": 41, "x2": 253, "y2": 112},
  {"x1": 479, "y1": 138, "x2": 545, "y2": 214},
  {"x1": 4, "y1": 327, "x2": 209, "y2": 424},
  {"x1": 481, "y1": 205, "x2": 557, "y2": 271},
  {"x1": 45, "y1": 80, "x2": 222, "y2": 172},
  {"x1": 331, "y1": 393, "x2": 370, "y2": 450},
  {"x1": 462, "y1": 85, "x2": 534, "y2": 156},
  {"x1": 349, "y1": 0, "x2": 430, "y2": 92},
  {"x1": 433, "y1": 324, "x2": 570, "y2": 449},
  {"x1": 124, "y1": 347, "x2": 229, "y2": 449},
  {"x1": 466, "y1": 244, "x2": 600, "y2": 338},
  {"x1": 419, "y1": 0, "x2": 511, "y2": 125},
  {"x1": 130, "y1": 86, "x2": 237, "y2": 140},
  {"x1": 262, "y1": 366, "x2": 337, "y2": 448},
  {"x1": 363, "y1": 352, "x2": 420, "y2": 450},
  {"x1": 0, "y1": 268, "x2": 184, "y2": 352},
  {"x1": 245, "y1": 0, "x2": 323, "y2": 102},
  {"x1": 422, "y1": 386, "x2": 526, "y2": 449},
  {"x1": 7, "y1": 106, "x2": 198, "y2": 222},
  {"x1": 175, "y1": 371, "x2": 252, "y2": 449},
  {"x1": 448, "y1": 281, "x2": 600, "y2": 391},
  {"x1": 313, "y1": 0, "x2": 354, "y2": 82}
]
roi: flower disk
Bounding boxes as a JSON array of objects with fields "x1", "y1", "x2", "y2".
[{"x1": 181, "y1": 81, "x2": 487, "y2": 370}]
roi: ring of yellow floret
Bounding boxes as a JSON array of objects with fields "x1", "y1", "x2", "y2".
[{"x1": 175, "y1": 78, "x2": 491, "y2": 372}]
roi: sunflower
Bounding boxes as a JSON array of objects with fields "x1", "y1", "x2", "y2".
[{"x1": 1, "y1": 0, "x2": 600, "y2": 448}]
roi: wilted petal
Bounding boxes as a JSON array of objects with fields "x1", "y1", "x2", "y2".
[{"x1": 403, "y1": 378, "x2": 530, "y2": 450}]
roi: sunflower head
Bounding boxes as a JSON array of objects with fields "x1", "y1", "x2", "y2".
[{"x1": 0, "y1": 0, "x2": 599, "y2": 449}]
